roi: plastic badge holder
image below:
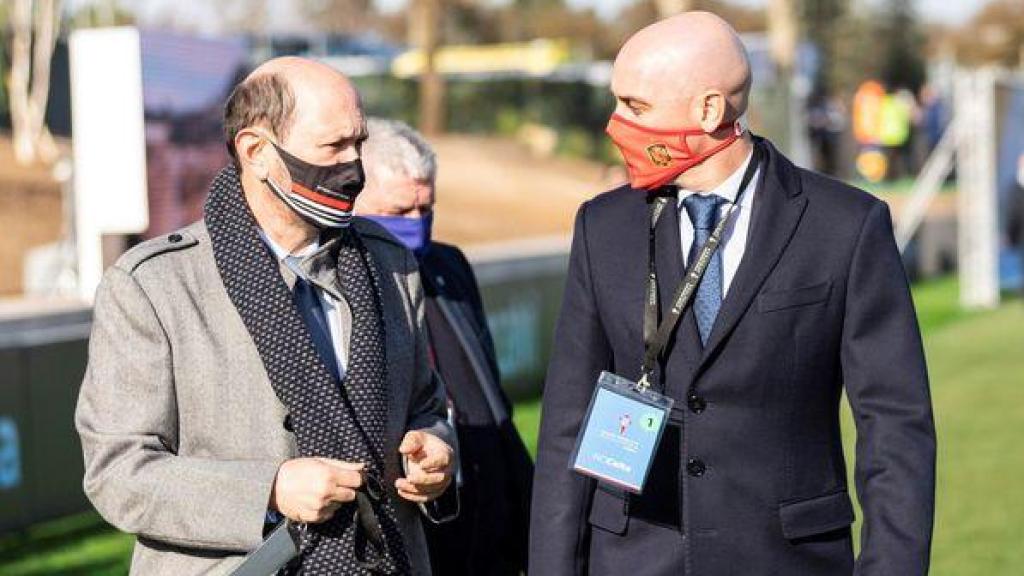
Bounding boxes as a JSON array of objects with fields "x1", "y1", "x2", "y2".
[{"x1": 569, "y1": 371, "x2": 674, "y2": 494}]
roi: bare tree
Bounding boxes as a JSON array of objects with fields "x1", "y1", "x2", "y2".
[
  {"x1": 655, "y1": 0, "x2": 696, "y2": 18},
  {"x1": 214, "y1": 0, "x2": 268, "y2": 34},
  {"x1": 768, "y1": 0, "x2": 797, "y2": 72},
  {"x1": 409, "y1": 0, "x2": 445, "y2": 135},
  {"x1": 8, "y1": 0, "x2": 62, "y2": 166},
  {"x1": 300, "y1": 0, "x2": 372, "y2": 34}
]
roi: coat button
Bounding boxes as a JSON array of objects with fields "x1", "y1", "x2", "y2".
[
  {"x1": 283, "y1": 415, "x2": 293, "y2": 432},
  {"x1": 687, "y1": 391, "x2": 707, "y2": 414},
  {"x1": 687, "y1": 458, "x2": 706, "y2": 477},
  {"x1": 168, "y1": 233, "x2": 183, "y2": 243}
]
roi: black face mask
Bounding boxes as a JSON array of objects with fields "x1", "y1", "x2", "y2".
[{"x1": 265, "y1": 142, "x2": 366, "y2": 229}]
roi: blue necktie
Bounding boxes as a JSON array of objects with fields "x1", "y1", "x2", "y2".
[
  {"x1": 682, "y1": 194, "x2": 726, "y2": 345},
  {"x1": 286, "y1": 256, "x2": 341, "y2": 381}
]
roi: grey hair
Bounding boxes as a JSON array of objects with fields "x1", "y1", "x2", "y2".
[{"x1": 362, "y1": 118, "x2": 437, "y2": 183}]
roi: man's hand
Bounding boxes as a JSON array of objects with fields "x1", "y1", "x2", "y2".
[
  {"x1": 395, "y1": 430, "x2": 453, "y2": 503},
  {"x1": 270, "y1": 458, "x2": 365, "y2": 523}
]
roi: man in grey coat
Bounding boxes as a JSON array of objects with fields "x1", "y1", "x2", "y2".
[{"x1": 75, "y1": 56, "x2": 455, "y2": 575}]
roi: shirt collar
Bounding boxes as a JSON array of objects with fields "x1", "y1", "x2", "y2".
[
  {"x1": 259, "y1": 229, "x2": 348, "y2": 301},
  {"x1": 677, "y1": 148, "x2": 756, "y2": 205},
  {"x1": 257, "y1": 229, "x2": 320, "y2": 262}
]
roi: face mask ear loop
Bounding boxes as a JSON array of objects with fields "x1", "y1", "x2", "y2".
[
  {"x1": 684, "y1": 118, "x2": 744, "y2": 159},
  {"x1": 263, "y1": 175, "x2": 290, "y2": 207},
  {"x1": 257, "y1": 133, "x2": 290, "y2": 192},
  {"x1": 677, "y1": 130, "x2": 695, "y2": 157}
]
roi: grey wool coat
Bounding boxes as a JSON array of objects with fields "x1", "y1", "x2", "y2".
[{"x1": 75, "y1": 217, "x2": 455, "y2": 576}]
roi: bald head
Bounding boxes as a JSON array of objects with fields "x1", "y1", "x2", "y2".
[
  {"x1": 608, "y1": 12, "x2": 755, "y2": 191},
  {"x1": 248, "y1": 56, "x2": 362, "y2": 132},
  {"x1": 224, "y1": 56, "x2": 369, "y2": 246},
  {"x1": 612, "y1": 12, "x2": 752, "y2": 130},
  {"x1": 225, "y1": 56, "x2": 366, "y2": 174}
]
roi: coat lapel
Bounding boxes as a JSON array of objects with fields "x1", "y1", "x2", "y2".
[
  {"x1": 426, "y1": 270, "x2": 512, "y2": 424},
  {"x1": 696, "y1": 140, "x2": 808, "y2": 375}
]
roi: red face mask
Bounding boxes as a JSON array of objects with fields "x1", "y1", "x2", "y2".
[{"x1": 606, "y1": 113, "x2": 745, "y2": 190}]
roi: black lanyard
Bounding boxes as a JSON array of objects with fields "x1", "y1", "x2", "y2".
[{"x1": 638, "y1": 143, "x2": 762, "y2": 389}]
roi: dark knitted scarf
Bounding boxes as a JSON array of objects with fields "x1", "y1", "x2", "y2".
[{"x1": 204, "y1": 166, "x2": 410, "y2": 575}]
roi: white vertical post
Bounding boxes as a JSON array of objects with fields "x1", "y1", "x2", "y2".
[
  {"x1": 955, "y1": 68, "x2": 1001, "y2": 309},
  {"x1": 69, "y1": 27, "x2": 149, "y2": 302}
]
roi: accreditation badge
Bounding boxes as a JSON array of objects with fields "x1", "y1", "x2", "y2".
[{"x1": 569, "y1": 371, "x2": 673, "y2": 494}]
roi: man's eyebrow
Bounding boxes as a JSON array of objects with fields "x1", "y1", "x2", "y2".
[
  {"x1": 324, "y1": 131, "x2": 367, "y2": 147},
  {"x1": 392, "y1": 197, "x2": 417, "y2": 211},
  {"x1": 619, "y1": 95, "x2": 651, "y2": 108}
]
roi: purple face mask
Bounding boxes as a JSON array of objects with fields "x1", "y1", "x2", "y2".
[{"x1": 363, "y1": 212, "x2": 434, "y2": 259}]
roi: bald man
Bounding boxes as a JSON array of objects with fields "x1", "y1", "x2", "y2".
[
  {"x1": 531, "y1": 13, "x2": 934, "y2": 576},
  {"x1": 76, "y1": 57, "x2": 454, "y2": 575}
]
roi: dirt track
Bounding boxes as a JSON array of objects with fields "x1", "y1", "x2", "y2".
[
  {"x1": 428, "y1": 134, "x2": 956, "y2": 248},
  {"x1": 430, "y1": 135, "x2": 618, "y2": 246}
]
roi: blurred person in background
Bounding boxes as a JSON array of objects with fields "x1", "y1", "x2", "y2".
[
  {"x1": 356, "y1": 118, "x2": 534, "y2": 576},
  {"x1": 531, "y1": 11, "x2": 935, "y2": 576},
  {"x1": 880, "y1": 87, "x2": 917, "y2": 180},
  {"x1": 1009, "y1": 152, "x2": 1024, "y2": 296},
  {"x1": 75, "y1": 57, "x2": 454, "y2": 575},
  {"x1": 918, "y1": 83, "x2": 949, "y2": 154},
  {"x1": 807, "y1": 89, "x2": 847, "y2": 177}
]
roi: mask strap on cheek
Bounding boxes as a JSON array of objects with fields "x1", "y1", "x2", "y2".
[
  {"x1": 677, "y1": 131, "x2": 695, "y2": 156},
  {"x1": 263, "y1": 175, "x2": 287, "y2": 202},
  {"x1": 259, "y1": 137, "x2": 289, "y2": 188},
  {"x1": 680, "y1": 118, "x2": 744, "y2": 157},
  {"x1": 264, "y1": 136, "x2": 312, "y2": 188}
]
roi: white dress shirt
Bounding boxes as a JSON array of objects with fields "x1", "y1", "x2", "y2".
[
  {"x1": 259, "y1": 231, "x2": 348, "y2": 379},
  {"x1": 676, "y1": 149, "x2": 759, "y2": 298}
]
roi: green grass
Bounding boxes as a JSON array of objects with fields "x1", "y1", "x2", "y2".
[
  {"x1": 0, "y1": 513, "x2": 132, "y2": 575},
  {"x1": 882, "y1": 288, "x2": 1023, "y2": 575},
  {"x1": 838, "y1": 283, "x2": 1024, "y2": 575},
  {"x1": 3, "y1": 277, "x2": 1021, "y2": 574},
  {"x1": 911, "y1": 276, "x2": 970, "y2": 333},
  {"x1": 855, "y1": 177, "x2": 958, "y2": 197},
  {"x1": 513, "y1": 398, "x2": 542, "y2": 460}
]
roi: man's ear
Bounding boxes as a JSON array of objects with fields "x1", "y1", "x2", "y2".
[
  {"x1": 697, "y1": 90, "x2": 728, "y2": 134},
  {"x1": 235, "y1": 128, "x2": 270, "y2": 180}
]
